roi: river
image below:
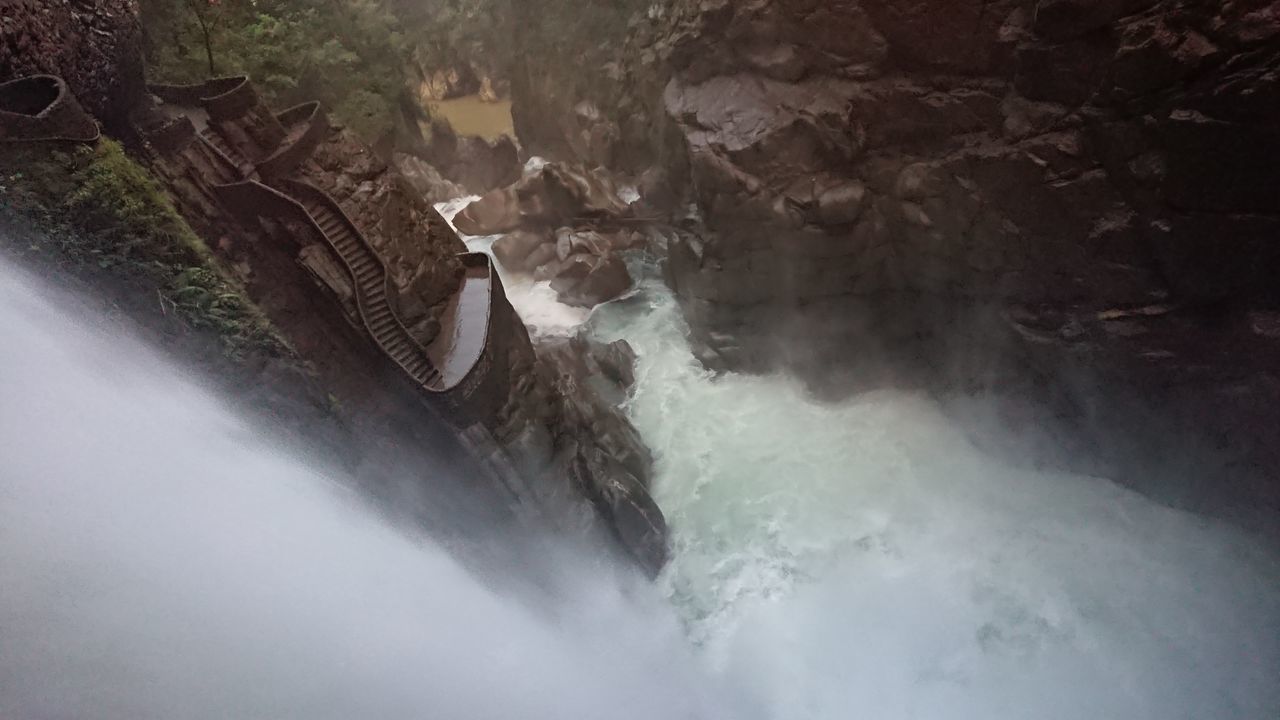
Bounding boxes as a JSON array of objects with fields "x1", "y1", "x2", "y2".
[
  {"x1": 439, "y1": 197, "x2": 1280, "y2": 719},
  {"x1": 1, "y1": 214, "x2": 1279, "y2": 720}
]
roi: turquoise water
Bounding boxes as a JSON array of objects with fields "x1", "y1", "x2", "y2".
[{"x1": 590, "y1": 270, "x2": 1280, "y2": 719}]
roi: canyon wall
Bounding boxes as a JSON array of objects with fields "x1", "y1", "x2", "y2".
[
  {"x1": 501, "y1": 0, "x2": 1280, "y2": 528},
  {"x1": 1, "y1": 1, "x2": 666, "y2": 573}
]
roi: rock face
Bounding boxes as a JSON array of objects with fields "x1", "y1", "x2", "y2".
[
  {"x1": 496, "y1": 0, "x2": 1280, "y2": 527},
  {"x1": 487, "y1": 332, "x2": 668, "y2": 574},
  {"x1": 404, "y1": 115, "x2": 522, "y2": 194},
  {"x1": 456, "y1": 162, "x2": 643, "y2": 308},
  {"x1": 0, "y1": 0, "x2": 145, "y2": 134}
]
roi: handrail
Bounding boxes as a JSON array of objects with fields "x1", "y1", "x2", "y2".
[
  {"x1": 148, "y1": 76, "x2": 261, "y2": 122},
  {"x1": 200, "y1": 76, "x2": 257, "y2": 122},
  {"x1": 274, "y1": 101, "x2": 320, "y2": 127}
]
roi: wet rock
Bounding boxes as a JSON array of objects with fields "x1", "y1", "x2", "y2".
[
  {"x1": 816, "y1": 181, "x2": 868, "y2": 225},
  {"x1": 555, "y1": 227, "x2": 607, "y2": 261},
  {"x1": 493, "y1": 229, "x2": 552, "y2": 272},
  {"x1": 742, "y1": 43, "x2": 807, "y2": 82},
  {"x1": 861, "y1": 0, "x2": 1017, "y2": 73},
  {"x1": 532, "y1": 257, "x2": 565, "y2": 282},
  {"x1": 894, "y1": 163, "x2": 945, "y2": 201},
  {"x1": 579, "y1": 448, "x2": 668, "y2": 576},
  {"x1": 636, "y1": 165, "x2": 680, "y2": 213},
  {"x1": 1148, "y1": 213, "x2": 1280, "y2": 303},
  {"x1": 554, "y1": 254, "x2": 633, "y2": 309},
  {"x1": 549, "y1": 254, "x2": 596, "y2": 292},
  {"x1": 496, "y1": 0, "x2": 1280, "y2": 507},
  {"x1": 1159, "y1": 109, "x2": 1280, "y2": 213},
  {"x1": 455, "y1": 188, "x2": 524, "y2": 235},
  {"x1": 535, "y1": 333, "x2": 666, "y2": 575},
  {"x1": 1107, "y1": 18, "x2": 1218, "y2": 100},
  {"x1": 449, "y1": 135, "x2": 521, "y2": 194},
  {"x1": 1015, "y1": 34, "x2": 1116, "y2": 105}
]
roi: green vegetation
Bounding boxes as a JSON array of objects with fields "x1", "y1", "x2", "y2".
[
  {"x1": 140, "y1": 0, "x2": 410, "y2": 140},
  {"x1": 0, "y1": 139, "x2": 292, "y2": 362}
]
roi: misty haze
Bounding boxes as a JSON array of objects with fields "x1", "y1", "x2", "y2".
[{"x1": 2, "y1": 1, "x2": 1279, "y2": 719}]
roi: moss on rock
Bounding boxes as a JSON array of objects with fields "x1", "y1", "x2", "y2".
[{"x1": 0, "y1": 138, "x2": 292, "y2": 362}]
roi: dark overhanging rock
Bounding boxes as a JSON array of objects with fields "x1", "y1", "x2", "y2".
[{"x1": 479, "y1": 0, "x2": 1280, "y2": 528}]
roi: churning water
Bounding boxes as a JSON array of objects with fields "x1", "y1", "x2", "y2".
[
  {"x1": 3, "y1": 226, "x2": 1280, "y2": 720},
  {"x1": 590, "y1": 274, "x2": 1280, "y2": 719},
  {"x1": 0, "y1": 259, "x2": 731, "y2": 720},
  {"x1": 440, "y1": 190, "x2": 1280, "y2": 718}
]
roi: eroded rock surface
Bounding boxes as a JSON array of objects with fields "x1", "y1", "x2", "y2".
[
  {"x1": 0, "y1": 0, "x2": 145, "y2": 133},
  {"x1": 495, "y1": 0, "x2": 1280, "y2": 527},
  {"x1": 457, "y1": 162, "x2": 644, "y2": 307}
]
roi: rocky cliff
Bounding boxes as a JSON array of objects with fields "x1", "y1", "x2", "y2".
[
  {"x1": 497, "y1": 0, "x2": 1280, "y2": 528},
  {"x1": 1, "y1": 1, "x2": 667, "y2": 573}
]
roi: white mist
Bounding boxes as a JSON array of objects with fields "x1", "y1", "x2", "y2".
[
  {"x1": 4, "y1": 224, "x2": 1280, "y2": 720},
  {"x1": 590, "y1": 272, "x2": 1280, "y2": 720},
  {"x1": 0, "y1": 259, "x2": 734, "y2": 720}
]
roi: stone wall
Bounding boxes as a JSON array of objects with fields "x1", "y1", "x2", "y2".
[{"x1": 0, "y1": 0, "x2": 145, "y2": 134}]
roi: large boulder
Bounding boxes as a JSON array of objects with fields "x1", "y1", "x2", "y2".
[
  {"x1": 449, "y1": 135, "x2": 521, "y2": 193},
  {"x1": 455, "y1": 161, "x2": 632, "y2": 235},
  {"x1": 553, "y1": 253, "x2": 633, "y2": 308},
  {"x1": 393, "y1": 154, "x2": 467, "y2": 204},
  {"x1": 1032, "y1": 0, "x2": 1159, "y2": 41},
  {"x1": 492, "y1": 229, "x2": 552, "y2": 271}
]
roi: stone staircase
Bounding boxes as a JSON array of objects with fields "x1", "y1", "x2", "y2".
[
  {"x1": 293, "y1": 186, "x2": 442, "y2": 386},
  {"x1": 191, "y1": 134, "x2": 240, "y2": 186},
  {"x1": 199, "y1": 127, "x2": 254, "y2": 178}
]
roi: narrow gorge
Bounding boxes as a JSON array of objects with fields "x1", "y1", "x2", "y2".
[{"x1": 2, "y1": 1, "x2": 1278, "y2": 718}]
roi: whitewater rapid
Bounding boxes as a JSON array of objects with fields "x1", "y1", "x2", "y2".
[
  {"x1": 3, "y1": 199, "x2": 1280, "y2": 719},
  {"x1": 591, "y1": 275, "x2": 1280, "y2": 719},
  {"x1": 438, "y1": 198, "x2": 1280, "y2": 719},
  {"x1": 0, "y1": 259, "x2": 736, "y2": 720}
]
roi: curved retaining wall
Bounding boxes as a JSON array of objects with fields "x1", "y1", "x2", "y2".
[
  {"x1": 202, "y1": 77, "x2": 258, "y2": 122},
  {"x1": 147, "y1": 77, "x2": 244, "y2": 107},
  {"x1": 0, "y1": 75, "x2": 99, "y2": 143},
  {"x1": 257, "y1": 102, "x2": 329, "y2": 179}
]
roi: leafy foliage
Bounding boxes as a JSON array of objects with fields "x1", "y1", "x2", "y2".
[
  {"x1": 0, "y1": 140, "x2": 292, "y2": 361},
  {"x1": 140, "y1": 0, "x2": 409, "y2": 140}
]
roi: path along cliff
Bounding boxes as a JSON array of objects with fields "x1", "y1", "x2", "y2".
[{"x1": 0, "y1": 1, "x2": 667, "y2": 575}]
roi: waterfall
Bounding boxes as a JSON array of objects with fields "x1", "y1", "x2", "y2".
[
  {"x1": 441, "y1": 191, "x2": 1280, "y2": 719},
  {"x1": 591, "y1": 268, "x2": 1280, "y2": 720},
  {"x1": 3, "y1": 219, "x2": 1279, "y2": 720},
  {"x1": 0, "y1": 257, "x2": 735, "y2": 720}
]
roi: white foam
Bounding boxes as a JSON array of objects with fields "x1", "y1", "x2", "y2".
[{"x1": 436, "y1": 196, "x2": 591, "y2": 339}]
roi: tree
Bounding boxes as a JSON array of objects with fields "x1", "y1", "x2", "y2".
[{"x1": 139, "y1": 0, "x2": 412, "y2": 141}]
